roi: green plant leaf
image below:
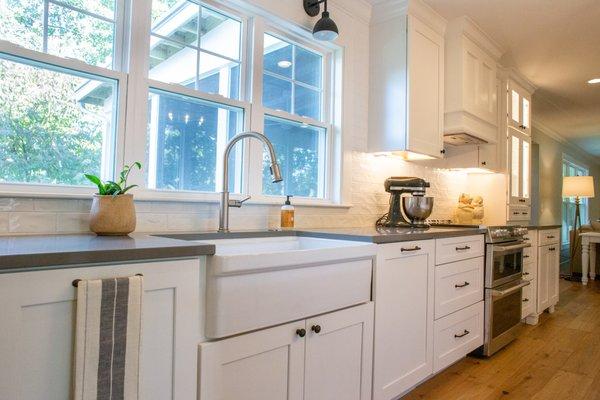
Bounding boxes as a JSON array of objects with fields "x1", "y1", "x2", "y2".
[{"x1": 121, "y1": 184, "x2": 138, "y2": 194}]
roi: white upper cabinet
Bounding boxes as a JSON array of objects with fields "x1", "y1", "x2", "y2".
[
  {"x1": 508, "y1": 79, "x2": 532, "y2": 136},
  {"x1": 369, "y1": 0, "x2": 446, "y2": 159},
  {"x1": 444, "y1": 16, "x2": 503, "y2": 145},
  {"x1": 508, "y1": 126, "x2": 532, "y2": 206}
]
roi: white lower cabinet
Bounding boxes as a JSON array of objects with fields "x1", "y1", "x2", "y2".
[
  {"x1": 433, "y1": 301, "x2": 484, "y2": 373},
  {"x1": 373, "y1": 240, "x2": 435, "y2": 400},
  {"x1": 0, "y1": 259, "x2": 202, "y2": 400},
  {"x1": 198, "y1": 302, "x2": 374, "y2": 400},
  {"x1": 522, "y1": 278, "x2": 537, "y2": 319},
  {"x1": 537, "y1": 243, "x2": 560, "y2": 313}
]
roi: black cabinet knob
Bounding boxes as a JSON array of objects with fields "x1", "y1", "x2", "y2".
[
  {"x1": 440, "y1": 149, "x2": 446, "y2": 154},
  {"x1": 296, "y1": 328, "x2": 306, "y2": 338},
  {"x1": 311, "y1": 325, "x2": 322, "y2": 334},
  {"x1": 481, "y1": 161, "x2": 487, "y2": 166}
]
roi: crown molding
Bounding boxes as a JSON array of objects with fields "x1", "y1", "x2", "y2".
[
  {"x1": 533, "y1": 120, "x2": 600, "y2": 165},
  {"x1": 507, "y1": 67, "x2": 537, "y2": 94},
  {"x1": 330, "y1": 0, "x2": 372, "y2": 25},
  {"x1": 446, "y1": 15, "x2": 504, "y2": 61},
  {"x1": 370, "y1": 0, "x2": 446, "y2": 35}
]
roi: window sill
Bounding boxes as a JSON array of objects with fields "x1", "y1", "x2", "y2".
[{"x1": 0, "y1": 184, "x2": 352, "y2": 209}]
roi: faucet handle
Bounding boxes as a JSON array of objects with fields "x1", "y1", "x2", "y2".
[{"x1": 228, "y1": 195, "x2": 251, "y2": 208}]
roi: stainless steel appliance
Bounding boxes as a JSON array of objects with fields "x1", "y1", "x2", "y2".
[
  {"x1": 480, "y1": 225, "x2": 530, "y2": 356},
  {"x1": 376, "y1": 177, "x2": 433, "y2": 228}
]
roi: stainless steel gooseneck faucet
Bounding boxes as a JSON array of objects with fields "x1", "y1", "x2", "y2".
[{"x1": 218, "y1": 131, "x2": 283, "y2": 232}]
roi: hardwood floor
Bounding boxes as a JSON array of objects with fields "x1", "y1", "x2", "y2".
[{"x1": 403, "y1": 279, "x2": 600, "y2": 400}]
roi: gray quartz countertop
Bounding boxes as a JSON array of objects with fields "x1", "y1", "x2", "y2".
[
  {"x1": 526, "y1": 225, "x2": 562, "y2": 230},
  {"x1": 0, "y1": 234, "x2": 215, "y2": 272},
  {"x1": 297, "y1": 226, "x2": 487, "y2": 243},
  {"x1": 0, "y1": 226, "x2": 487, "y2": 272}
]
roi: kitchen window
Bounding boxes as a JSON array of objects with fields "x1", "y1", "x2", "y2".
[
  {"x1": 0, "y1": 0, "x2": 126, "y2": 189},
  {"x1": 0, "y1": 0, "x2": 340, "y2": 203},
  {"x1": 561, "y1": 158, "x2": 590, "y2": 245}
]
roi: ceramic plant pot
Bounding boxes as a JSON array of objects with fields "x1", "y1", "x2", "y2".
[{"x1": 89, "y1": 194, "x2": 136, "y2": 236}]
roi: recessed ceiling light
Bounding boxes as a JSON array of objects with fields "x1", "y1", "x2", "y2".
[
  {"x1": 277, "y1": 60, "x2": 292, "y2": 69},
  {"x1": 587, "y1": 78, "x2": 600, "y2": 84}
]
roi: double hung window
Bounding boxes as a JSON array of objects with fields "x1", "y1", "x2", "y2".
[{"x1": 0, "y1": 0, "x2": 339, "y2": 202}]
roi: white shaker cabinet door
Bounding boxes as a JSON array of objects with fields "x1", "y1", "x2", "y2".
[
  {"x1": 373, "y1": 240, "x2": 435, "y2": 400},
  {"x1": 198, "y1": 321, "x2": 305, "y2": 400},
  {"x1": 406, "y1": 15, "x2": 445, "y2": 158},
  {"x1": 304, "y1": 302, "x2": 374, "y2": 400},
  {"x1": 0, "y1": 259, "x2": 202, "y2": 400},
  {"x1": 537, "y1": 244, "x2": 559, "y2": 313}
]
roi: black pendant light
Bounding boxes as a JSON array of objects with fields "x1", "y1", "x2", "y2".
[{"x1": 303, "y1": 0, "x2": 339, "y2": 41}]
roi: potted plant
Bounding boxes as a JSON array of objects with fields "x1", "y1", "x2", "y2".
[{"x1": 85, "y1": 162, "x2": 142, "y2": 236}]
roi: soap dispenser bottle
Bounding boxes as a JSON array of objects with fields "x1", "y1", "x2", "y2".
[{"x1": 281, "y1": 195, "x2": 295, "y2": 228}]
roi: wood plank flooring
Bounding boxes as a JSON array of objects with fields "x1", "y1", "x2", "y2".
[{"x1": 402, "y1": 279, "x2": 600, "y2": 400}]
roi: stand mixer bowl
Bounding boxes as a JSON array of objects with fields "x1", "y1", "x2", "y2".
[{"x1": 402, "y1": 196, "x2": 434, "y2": 224}]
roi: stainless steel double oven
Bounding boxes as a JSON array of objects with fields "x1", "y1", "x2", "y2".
[{"x1": 481, "y1": 226, "x2": 530, "y2": 357}]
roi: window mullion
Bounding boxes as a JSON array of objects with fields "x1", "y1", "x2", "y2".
[
  {"x1": 42, "y1": 0, "x2": 49, "y2": 52},
  {"x1": 121, "y1": 0, "x2": 152, "y2": 189},
  {"x1": 246, "y1": 17, "x2": 267, "y2": 198}
]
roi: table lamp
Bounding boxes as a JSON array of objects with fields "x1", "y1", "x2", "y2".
[{"x1": 563, "y1": 176, "x2": 596, "y2": 279}]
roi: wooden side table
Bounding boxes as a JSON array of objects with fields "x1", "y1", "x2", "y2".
[{"x1": 581, "y1": 232, "x2": 600, "y2": 285}]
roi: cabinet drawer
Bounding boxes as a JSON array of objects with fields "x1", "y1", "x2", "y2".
[
  {"x1": 521, "y1": 279, "x2": 536, "y2": 319},
  {"x1": 433, "y1": 301, "x2": 484, "y2": 373},
  {"x1": 539, "y1": 229, "x2": 560, "y2": 246},
  {"x1": 507, "y1": 205, "x2": 531, "y2": 222},
  {"x1": 523, "y1": 261, "x2": 536, "y2": 282},
  {"x1": 435, "y1": 235, "x2": 484, "y2": 265},
  {"x1": 523, "y1": 246, "x2": 536, "y2": 266},
  {"x1": 434, "y1": 257, "x2": 484, "y2": 319}
]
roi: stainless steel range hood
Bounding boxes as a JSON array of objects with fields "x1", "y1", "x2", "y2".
[{"x1": 443, "y1": 132, "x2": 489, "y2": 146}]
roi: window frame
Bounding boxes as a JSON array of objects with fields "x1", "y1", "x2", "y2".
[
  {"x1": 0, "y1": 0, "x2": 344, "y2": 207},
  {"x1": 0, "y1": 35, "x2": 128, "y2": 197}
]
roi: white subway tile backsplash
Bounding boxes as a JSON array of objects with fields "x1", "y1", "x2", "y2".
[
  {"x1": 9, "y1": 212, "x2": 57, "y2": 233},
  {"x1": 0, "y1": 151, "x2": 482, "y2": 235}
]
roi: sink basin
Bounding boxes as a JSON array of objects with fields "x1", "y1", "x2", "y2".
[
  {"x1": 196, "y1": 235, "x2": 376, "y2": 338},
  {"x1": 201, "y1": 236, "x2": 376, "y2": 275}
]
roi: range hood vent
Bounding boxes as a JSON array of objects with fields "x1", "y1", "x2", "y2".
[{"x1": 443, "y1": 132, "x2": 488, "y2": 146}]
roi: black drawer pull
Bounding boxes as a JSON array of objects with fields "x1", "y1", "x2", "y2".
[
  {"x1": 523, "y1": 298, "x2": 529, "y2": 303},
  {"x1": 455, "y1": 281, "x2": 470, "y2": 288},
  {"x1": 524, "y1": 255, "x2": 530, "y2": 258},
  {"x1": 549, "y1": 247, "x2": 556, "y2": 251},
  {"x1": 455, "y1": 245, "x2": 471, "y2": 251},
  {"x1": 547, "y1": 235, "x2": 555, "y2": 239},
  {"x1": 519, "y1": 199, "x2": 526, "y2": 203},
  {"x1": 523, "y1": 272, "x2": 530, "y2": 276},
  {"x1": 311, "y1": 325, "x2": 322, "y2": 334},
  {"x1": 401, "y1": 246, "x2": 421, "y2": 252},
  {"x1": 454, "y1": 329, "x2": 470, "y2": 338},
  {"x1": 296, "y1": 328, "x2": 306, "y2": 338}
]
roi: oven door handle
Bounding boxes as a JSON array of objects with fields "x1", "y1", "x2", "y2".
[
  {"x1": 493, "y1": 242, "x2": 531, "y2": 256},
  {"x1": 491, "y1": 280, "x2": 530, "y2": 298}
]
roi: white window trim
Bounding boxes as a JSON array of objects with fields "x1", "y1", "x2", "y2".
[{"x1": 0, "y1": 0, "x2": 348, "y2": 208}]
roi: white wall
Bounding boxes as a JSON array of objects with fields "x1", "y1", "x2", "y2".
[{"x1": 0, "y1": 0, "x2": 500, "y2": 235}]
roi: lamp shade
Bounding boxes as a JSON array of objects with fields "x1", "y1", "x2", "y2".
[{"x1": 562, "y1": 176, "x2": 595, "y2": 198}]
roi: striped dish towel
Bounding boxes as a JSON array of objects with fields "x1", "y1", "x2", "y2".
[{"x1": 74, "y1": 276, "x2": 144, "y2": 400}]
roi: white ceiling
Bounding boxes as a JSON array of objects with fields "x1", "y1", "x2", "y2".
[{"x1": 366, "y1": 0, "x2": 600, "y2": 159}]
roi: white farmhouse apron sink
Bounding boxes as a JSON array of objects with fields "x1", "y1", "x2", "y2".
[{"x1": 200, "y1": 236, "x2": 376, "y2": 338}]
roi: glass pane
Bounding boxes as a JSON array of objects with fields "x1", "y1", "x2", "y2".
[
  {"x1": 263, "y1": 34, "x2": 293, "y2": 78},
  {"x1": 0, "y1": 55, "x2": 117, "y2": 185},
  {"x1": 147, "y1": 90, "x2": 244, "y2": 192},
  {"x1": 0, "y1": 0, "x2": 44, "y2": 51},
  {"x1": 198, "y1": 52, "x2": 241, "y2": 99},
  {"x1": 522, "y1": 97, "x2": 530, "y2": 129},
  {"x1": 295, "y1": 46, "x2": 322, "y2": 88},
  {"x1": 60, "y1": 0, "x2": 116, "y2": 19},
  {"x1": 47, "y1": 3, "x2": 115, "y2": 68},
  {"x1": 263, "y1": 75, "x2": 292, "y2": 113},
  {"x1": 263, "y1": 33, "x2": 324, "y2": 120},
  {"x1": 151, "y1": 0, "x2": 199, "y2": 46},
  {"x1": 149, "y1": 37, "x2": 197, "y2": 86},
  {"x1": 294, "y1": 85, "x2": 321, "y2": 120},
  {"x1": 511, "y1": 136, "x2": 520, "y2": 197},
  {"x1": 263, "y1": 116, "x2": 325, "y2": 198},
  {"x1": 511, "y1": 90, "x2": 520, "y2": 123},
  {"x1": 199, "y1": 6, "x2": 241, "y2": 61},
  {"x1": 522, "y1": 140, "x2": 530, "y2": 198}
]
